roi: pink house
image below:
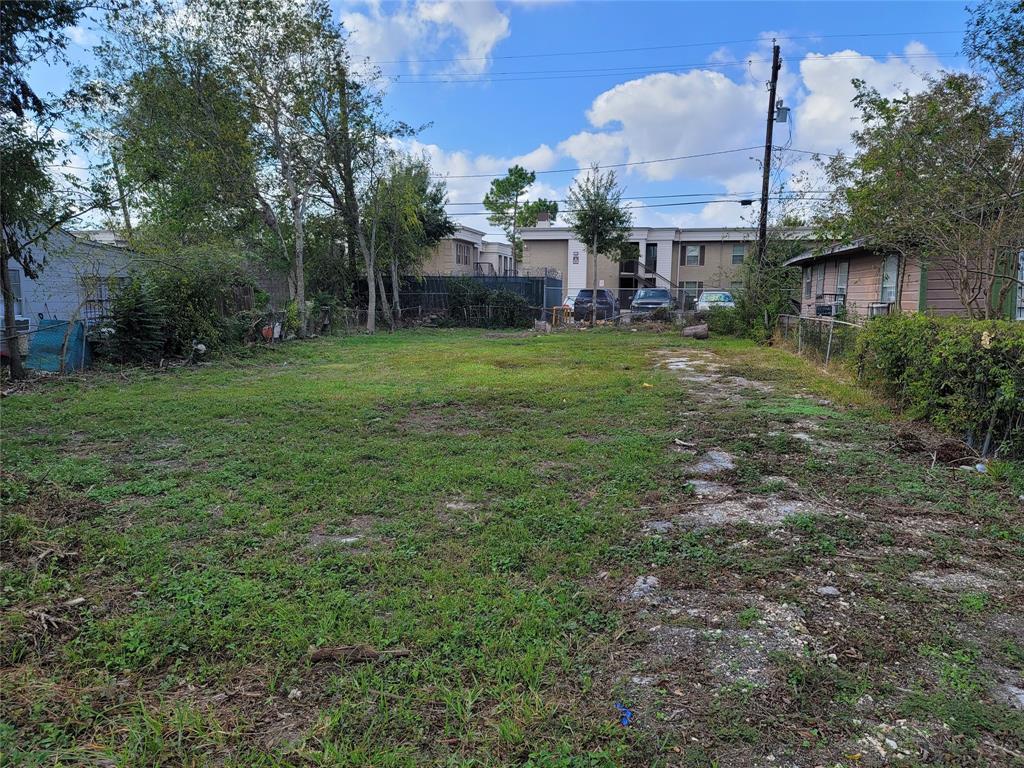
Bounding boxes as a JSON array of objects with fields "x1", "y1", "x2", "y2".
[{"x1": 786, "y1": 241, "x2": 1024, "y2": 321}]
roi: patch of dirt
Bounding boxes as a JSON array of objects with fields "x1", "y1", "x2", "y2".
[
  {"x1": 685, "y1": 450, "x2": 736, "y2": 476},
  {"x1": 687, "y1": 480, "x2": 735, "y2": 498},
  {"x1": 907, "y1": 568, "x2": 999, "y2": 593},
  {"x1": 394, "y1": 404, "x2": 474, "y2": 435},
  {"x1": 674, "y1": 496, "x2": 823, "y2": 529}
]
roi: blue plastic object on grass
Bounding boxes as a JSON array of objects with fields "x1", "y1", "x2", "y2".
[{"x1": 614, "y1": 701, "x2": 634, "y2": 726}]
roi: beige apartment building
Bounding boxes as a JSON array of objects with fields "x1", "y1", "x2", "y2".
[
  {"x1": 420, "y1": 225, "x2": 514, "y2": 277},
  {"x1": 519, "y1": 225, "x2": 807, "y2": 307}
]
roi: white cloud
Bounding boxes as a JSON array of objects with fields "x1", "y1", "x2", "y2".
[
  {"x1": 67, "y1": 25, "x2": 98, "y2": 47},
  {"x1": 402, "y1": 139, "x2": 561, "y2": 235},
  {"x1": 558, "y1": 70, "x2": 765, "y2": 185},
  {"x1": 795, "y1": 43, "x2": 942, "y2": 154},
  {"x1": 407, "y1": 41, "x2": 948, "y2": 230},
  {"x1": 340, "y1": 1, "x2": 510, "y2": 75}
]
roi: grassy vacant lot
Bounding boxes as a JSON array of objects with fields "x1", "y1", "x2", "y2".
[{"x1": 2, "y1": 329, "x2": 1022, "y2": 767}]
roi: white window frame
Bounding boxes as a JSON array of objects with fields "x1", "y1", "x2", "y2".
[
  {"x1": 685, "y1": 245, "x2": 700, "y2": 266},
  {"x1": 835, "y1": 259, "x2": 849, "y2": 297},
  {"x1": 880, "y1": 254, "x2": 900, "y2": 304},
  {"x1": 731, "y1": 244, "x2": 746, "y2": 265}
]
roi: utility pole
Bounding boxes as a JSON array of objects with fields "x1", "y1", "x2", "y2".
[
  {"x1": 757, "y1": 42, "x2": 782, "y2": 265},
  {"x1": 511, "y1": 194, "x2": 519, "y2": 277}
]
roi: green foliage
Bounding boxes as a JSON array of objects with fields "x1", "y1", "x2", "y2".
[
  {"x1": 706, "y1": 306, "x2": 744, "y2": 336},
  {"x1": 447, "y1": 279, "x2": 531, "y2": 328},
  {"x1": 563, "y1": 164, "x2": 633, "y2": 264},
  {"x1": 99, "y1": 249, "x2": 260, "y2": 360},
  {"x1": 104, "y1": 279, "x2": 166, "y2": 363},
  {"x1": 856, "y1": 314, "x2": 1024, "y2": 456},
  {"x1": 483, "y1": 164, "x2": 536, "y2": 259}
]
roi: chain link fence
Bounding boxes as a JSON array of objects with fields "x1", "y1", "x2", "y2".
[{"x1": 776, "y1": 314, "x2": 862, "y2": 366}]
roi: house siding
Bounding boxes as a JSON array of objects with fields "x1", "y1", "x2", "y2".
[{"x1": 925, "y1": 264, "x2": 974, "y2": 316}]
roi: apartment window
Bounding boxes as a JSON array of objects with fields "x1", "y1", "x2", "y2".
[
  {"x1": 880, "y1": 254, "x2": 900, "y2": 303},
  {"x1": 731, "y1": 244, "x2": 746, "y2": 265},
  {"x1": 683, "y1": 245, "x2": 702, "y2": 266},
  {"x1": 455, "y1": 241, "x2": 471, "y2": 265},
  {"x1": 643, "y1": 243, "x2": 657, "y2": 273},
  {"x1": 835, "y1": 259, "x2": 849, "y2": 296},
  {"x1": 814, "y1": 263, "x2": 826, "y2": 298},
  {"x1": 803, "y1": 267, "x2": 812, "y2": 298}
]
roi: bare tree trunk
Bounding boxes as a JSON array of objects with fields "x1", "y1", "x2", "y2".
[
  {"x1": 390, "y1": 258, "x2": 401, "y2": 323},
  {"x1": 111, "y1": 150, "x2": 134, "y2": 238},
  {"x1": 292, "y1": 196, "x2": 308, "y2": 337},
  {"x1": 363, "y1": 245, "x2": 376, "y2": 334},
  {"x1": 376, "y1": 268, "x2": 394, "y2": 330},
  {"x1": 1, "y1": 251, "x2": 26, "y2": 380}
]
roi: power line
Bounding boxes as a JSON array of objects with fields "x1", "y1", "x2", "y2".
[
  {"x1": 444, "y1": 195, "x2": 832, "y2": 217},
  {"x1": 390, "y1": 51, "x2": 962, "y2": 84},
  {"x1": 445, "y1": 191, "x2": 762, "y2": 205},
  {"x1": 372, "y1": 29, "x2": 963, "y2": 65},
  {"x1": 432, "y1": 145, "x2": 834, "y2": 180},
  {"x1": 433, "y1": 146, "x2": 762, "y2": 179}
]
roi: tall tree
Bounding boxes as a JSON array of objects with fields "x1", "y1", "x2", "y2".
[
  {"x1": 815, "y1": 74, "x2": 1024, "y2": 318},
  {"x1": 483, "y1": 165, "x2": 535, "y2": 274},
  {"x1": 563, "y1": 164, "x2": 633, "y2": 323}
]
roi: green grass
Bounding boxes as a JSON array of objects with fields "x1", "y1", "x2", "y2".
[{"x1": 2, "y1": 328, "x2": 1022, "y2": 767}]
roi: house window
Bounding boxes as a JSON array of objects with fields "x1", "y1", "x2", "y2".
[
  {"x1": 835, "y1": 260, "x2": 849, "y2": 296},
  {"x1": 644, "y1": 243, "x2": 658, "y2": 273},
  {"x1": 684, "y1": 245, "x2": 701, "y2": 266},
  {"x1": 814, "y1": 263, "x2": 825, "y2": 298},
  {"x1": 880, "y1": 254, "x2": 900, "y2": 304},
  {"x1": 6, "y1": 267, "x2": 23, "y2": 315},
  {"x1": 455, "y1": 242, "x2": 471, "y2": 265},
  {"x1": 731, "y1": 244, "x2": 746, "y2": 265},
  {"x1": 803, "y1": 267, "x2": 812, "y2": 298}
]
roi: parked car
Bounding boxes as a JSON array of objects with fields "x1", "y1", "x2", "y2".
[
  {"x1": 629, "y1": 287, "x2": 676, "y2": 316},
  {"x1": 573, "y1": 288, "x2": 619, "y2": 321},
  {"x1": 561, "y1": 291, "x2": 579, "y2": 310},
  {"x1": 695, "y1": 290, "x2": 736, "y2": 313}
]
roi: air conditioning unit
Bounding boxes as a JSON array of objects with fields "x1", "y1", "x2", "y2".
[{"x1": 867, "y1": 302, "x2": 892, "y2": 318}]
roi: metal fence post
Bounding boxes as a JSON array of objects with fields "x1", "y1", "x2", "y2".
[
  {"x1": 825, "y1": 317, "x2": 835, "y2": 366},
  {"x1": 797, "y1": 318, "x2": 803, "y2": 354}
]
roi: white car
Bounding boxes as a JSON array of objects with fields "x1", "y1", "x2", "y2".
[
  {"x1": 695, "y1": 290, "x2": 736, "y2": 312},
  {"x1": 561, "y1": 291, "x2": 579, "y2": 309}
]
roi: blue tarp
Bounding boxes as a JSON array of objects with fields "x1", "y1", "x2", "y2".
[{"x1": 25, "y1": 319, "x2": 91, "y2": 372}]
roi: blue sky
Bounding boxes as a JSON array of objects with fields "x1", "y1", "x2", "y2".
[
  {"x1": 49, "y1": 1, "x2": 972, "y2": 237},
  {"x1": 338, "y1": 0, "x2": 970, "y2": 236}
]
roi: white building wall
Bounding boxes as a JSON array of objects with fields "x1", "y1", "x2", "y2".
[
  {"x1": 567, "y1": 239, "x2": 588, "y2": 294},
  {"x1": 654, "y1": 240, "x2": 673, "y2": 287}
]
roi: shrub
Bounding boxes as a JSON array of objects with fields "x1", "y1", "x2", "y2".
[
  {"x1": 103, "y1": 280, "x2": 166, "y2": 363},
  {"x1": 447, "y1": 279, "x2": 531, "y2": 328},
  {"x1": 856, "y1": 314, "x2": 1024, "y2": 456},
  {"x1": 706, "y1": 306, "x2": 744, "y2": 336},
  {"x1": 100, "y1": 249, "x2": 261, "y2": 361}
]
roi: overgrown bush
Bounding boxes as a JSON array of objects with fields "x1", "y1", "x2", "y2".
[
  {"x1": 103, "y1": 279, "x2": 165, "y2": 363},
  {"x1": 447, "y1": 279, "x2": 532, "y2": 328},
  {"x1": 102, "y1": 249, "x2": 261, "y2": 361},
  {"x1": 706, "y1": 306, "x2": 744, "y2": 336},
  {"x1": 856, "y1": 314, "x2": 1024, "y2": 456}
]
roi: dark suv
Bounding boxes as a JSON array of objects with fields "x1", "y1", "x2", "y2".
[
  {"x1": 573, "y1": 289, "x2": 619, "y2": 321},
  {"x1": 629, "y1": 287, "x2": 676, "y2": 316}
]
